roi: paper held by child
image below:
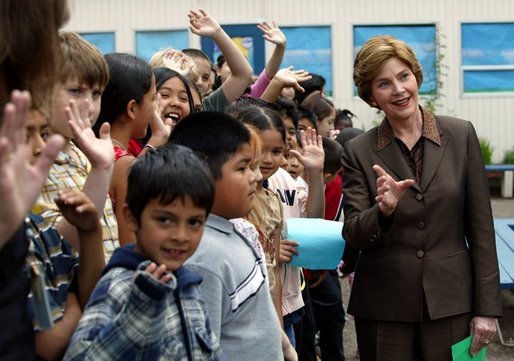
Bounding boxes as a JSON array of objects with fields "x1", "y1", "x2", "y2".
[{"x1": 286, "y1": 218, "x2": 344, "y2": 269}]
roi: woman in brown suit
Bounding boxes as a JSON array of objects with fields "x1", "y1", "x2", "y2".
[{"x1": 342, "y1": 35, "x2": 501, "y2": 360}]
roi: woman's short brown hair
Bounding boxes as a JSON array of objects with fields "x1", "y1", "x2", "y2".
[{"x1": 353, "y1": 35, "x2": 423, "y2": 106}]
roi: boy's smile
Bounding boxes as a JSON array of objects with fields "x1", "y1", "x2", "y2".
[{"x1": 128, "y1": 197, "x2": 207, "y2": 271}]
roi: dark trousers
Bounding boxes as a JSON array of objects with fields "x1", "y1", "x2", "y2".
[
  {"x1": 354, "y1": 312, "x2": 471, "y2": 361},
  {"x1": 296, "y1": 272, "x2": 346, "y2": 361},
  {"x1": 310, "y1": 270, "x2": 346, "y2": 361}
]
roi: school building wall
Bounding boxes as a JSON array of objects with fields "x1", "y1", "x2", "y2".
[{"x1": 64, "y1": 0, "x2": 514, "y2": 163}]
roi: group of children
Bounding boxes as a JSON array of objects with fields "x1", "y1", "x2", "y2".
[{"x1": 0, "y1": 3, "x2": 359, "y2": 360}]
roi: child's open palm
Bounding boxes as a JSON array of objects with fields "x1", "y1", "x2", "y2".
[
  {"x1": 275, "y1": 67, "x2": 312, "y2": 93},
  {"x1": 0, "y1": 91, "x2": 65, "y2": 248},
  {"x1": 257, "y1": 21, "x2": 287, "y2": 46},
  {"x1": 290, "y1": 127, "x2": 324, "y2": 172},
  {"x1": 188, "y1": 9, "x2": 221, "y2": 38},
  {"x1": 66, "y1": 99, "x2": 114, "y2": 171},
  {"x1": 55, "y1": 189, "x2": 99, "y2": 232}
]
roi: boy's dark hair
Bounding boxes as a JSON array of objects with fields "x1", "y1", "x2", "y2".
[
  {"x1": 296, "y1": 106, "x2": 317, "y2": 128},
  {"x1": 95, "y1": 53, "x2": 153, "y2": 133},
  {"x1": 276, "y1": 98, "x2": 299, "y2": 129},
  {"x1": 126, "y1": 144, "x2": 215, "y2": 223},
  {"x1": 168, "y1": 111, "x2": 250, "y2": 180},
  {"x1": 322, "y1": 136, "x2": 343, "y2": 175},
  {"x1": 295, "y1": 73, "x2": 326, "y2": 104}
]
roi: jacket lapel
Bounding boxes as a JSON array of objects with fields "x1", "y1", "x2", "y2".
[{"x1": 421, "y1": 133, "x2": 448, "y2": 191}]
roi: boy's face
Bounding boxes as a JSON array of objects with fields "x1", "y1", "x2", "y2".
[
  {"x1": 286, "y1": 146, "x2": 305, "y2": 180},
  {"x1": 298, "y1": 117, "x2": 316, "y2": 132},
  {"x1": 212, "y1": 143, "x2": 257, "y2": 219},
  {"x1": 282, "y1": 116, "x2": 297, "y2": 152},
  {"x1": 50, "y1": 77, "x2": 102, "y2": 139},
  {"x1": 192, "y1": 57, "x2": 213, "y2": 96},
  {"x1": 25, "y1": 110, "x2": 51, "y2": 164},
  {"x1": 128, "y1": 197, "x2": 207, "y2": 271}
]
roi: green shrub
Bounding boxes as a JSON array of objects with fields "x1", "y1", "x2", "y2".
[
  {"x1": 479, "y1": 137, "x2": 494, "y2": 164},
  {"x1": 502, "y1": 147, "x2": 514, "y2": 164}
]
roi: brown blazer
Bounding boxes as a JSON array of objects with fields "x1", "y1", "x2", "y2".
[{"x1": 342, "y1": 115, "x2": 502, "y2": 322}]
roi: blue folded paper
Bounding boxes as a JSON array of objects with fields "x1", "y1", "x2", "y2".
[{"x1": 285, "y1": 218, "x2": 345, "y2": 269}]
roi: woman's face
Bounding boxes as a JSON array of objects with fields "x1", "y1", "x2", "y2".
[
  {"x1": 158, "y1": 76, "x2": 191, "y2": 126},
  {"x1": 370, "y1": 57, "x2": 419, "y2": 123}
]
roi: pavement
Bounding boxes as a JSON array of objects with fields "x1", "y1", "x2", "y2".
[{"x1": 338, "y1": 196, "x2": 514, "y2": 360}]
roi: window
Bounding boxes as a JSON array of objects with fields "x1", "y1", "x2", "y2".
[
  {"x1": 281, "y1": 26, "x2": 333, "y2": 96},
  {"x1": 462, "y1": 23, "x2": 514, "y2": 93},
  {"x1": 353, "y1": 25, "x2": 437, "y2": 95},
  {"x1": 79, "y1": 32, "x2": 115, "y2": 54},
  {"x1": 135, "y1": 30, "x2": 188, "y2": 61}
]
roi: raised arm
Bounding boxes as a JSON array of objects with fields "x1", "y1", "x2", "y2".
[
  {"x1": 258, "y1": 21, "x2": 287, "y2": 79},
  {"x1": 54, "y1": 99, "x2": 114, "y2": 249},
  {"x1": 189, "y1": 9, "x2": 252, "y2": 102},
  {"x1": 261, "y1": 67, "x2": 311, "y2": 103},
  {"x1": 0, "y1": 90, "x2": 64, "y2": 249},
  {"x1": 290, "y1": 127, "x2": 325, "y2": 218}
]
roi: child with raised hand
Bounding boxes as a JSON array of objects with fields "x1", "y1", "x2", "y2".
[
  {"x1": 63, "y1": 145, "x2": 224, "y2": 361},
  {"x1": 188, "y1": 9, "x2": 253, "y2": 111},
  {"x1": 33, "y1": 31, "x2": 119, "y2": 261},
  {"x1": 2, "y1": 95, "x2": 104, "y2": 360},
  {"x1": 214, "y1": 20, "x2": 291, "y2": 99},
  {"x1": 92, "y1": 53, "x2": 157, "y2": 246}
]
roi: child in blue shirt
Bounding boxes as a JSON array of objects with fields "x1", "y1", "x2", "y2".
[{"x1": 64, "y1": 145, "x2": 224, "y2": 361}]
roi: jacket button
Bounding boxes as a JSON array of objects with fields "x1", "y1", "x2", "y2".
[
  {"x1": 417, "y1": 250, "x2": 425, "y2": 258},
  {"x1": 417, "y1": 221, "x2": 425, "y2": 230},
  {"x1": 416, "y1": 193, "x2": 423, "y2": 201}
]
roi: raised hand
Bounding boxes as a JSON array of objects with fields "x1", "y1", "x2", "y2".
[
  {"x1": 188, "y1": 9, "x2": 222, "y2": 38},
  {"x1": 275, "y1": 67, "x2": 311, "y2": 93},
  {"x1": 0, "y1": 90, "x2": 65, "y2": 249},
  {"x1": 144, "y1": 262, "x2": 173, "y2": 284},
  {"x1": 55, "y1": 189, "x2": 99, "y2": 232},
  {"x1": 161, "y1": 50, "x2": 196, "y2": 78},
  {"x1": 372, "y1": 164, "x2": 415, "y2": 216},
  {"x1": 147, "y1": 93, "x2": 173, "y2": 148},
  {"x1": 66, "y1": 99, "x2": 114, "y2": 171},
  {"x1": 257, "y1": 21, "x2": 287, "y2": 47},
  {"x1": 290, "y1": 127, "x2": 324, "y2": 172}
]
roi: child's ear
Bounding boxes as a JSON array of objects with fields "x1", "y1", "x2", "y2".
[
  {"x1": 126, "y1": 99, "x2": 137, "y2": 121},
  {"x1": 123, "y1": 205, "x2": 139, "y2": 232}
]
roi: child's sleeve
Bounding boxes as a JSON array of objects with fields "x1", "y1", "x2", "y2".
[
  {"x1": 63, "y1": 270, "x2": 171, "y2": 361},
  {"x1": 247, "y1": 69, "x2": 272, "y2": 98}
]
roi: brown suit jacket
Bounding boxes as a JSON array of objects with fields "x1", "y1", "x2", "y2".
[{"x1": 342, "y1": 115, "x2": 502, "y2": 322}]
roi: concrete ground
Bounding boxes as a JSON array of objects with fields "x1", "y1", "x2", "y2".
[{"x1": 338, "y1": 196, "x2": 514, "y2": 360}]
